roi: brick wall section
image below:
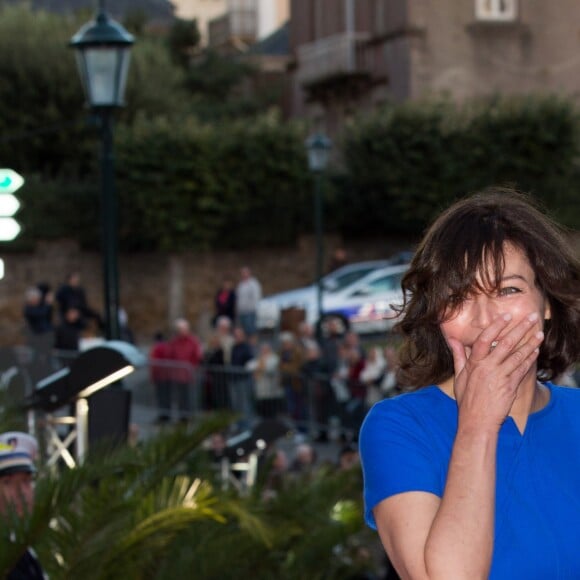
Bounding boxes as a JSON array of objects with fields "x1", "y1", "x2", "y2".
[{"x1": 0, "y1": 236, "x2": 415, "y2": 347}]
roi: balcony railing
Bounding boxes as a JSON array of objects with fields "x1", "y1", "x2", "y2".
[{"x1": 296, "y1": 32, "x2": 371, "y2": 87}]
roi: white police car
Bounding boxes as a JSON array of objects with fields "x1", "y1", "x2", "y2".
[
  {"x1": 321, "y1": 263, "x2": 408, "y2": 334},
  {"x1": 257, "y1": 254, "x2": 411, "y2": 334}
]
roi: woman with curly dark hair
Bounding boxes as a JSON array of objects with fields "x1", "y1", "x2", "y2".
[{"x1": 360, "y1": 188, "x2": 580, "y2": 579}]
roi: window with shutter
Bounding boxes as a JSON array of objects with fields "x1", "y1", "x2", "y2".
[{"x1": 476, "y1": 0, "x2": 517, "y2": 21}]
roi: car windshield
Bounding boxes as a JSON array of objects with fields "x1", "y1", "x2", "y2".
[
  {"x1": 323, "y1": 266, "x2": 379, "y2": 293},
  {"x1": 363, "y1": 271, "x2": 405, "y2": 294}
]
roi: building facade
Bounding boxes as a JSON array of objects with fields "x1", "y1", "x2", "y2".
[
  {"x1": 172, "y1": 0, "x2": 288, "y2": 50},
  {"x1": 289, "y1": 0, "x2": 580, "y2": 132},
  {"x1": 208, "y1": 0, "x2": 289, "y2": 53}
]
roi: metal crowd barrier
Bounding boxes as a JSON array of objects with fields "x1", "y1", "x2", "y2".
[
  {"x1": 1, "y1": 344, "x2": 375, "y2": 444},
  {"x1": 127, "y1": 360, "x2": 368, "y2": 443}
]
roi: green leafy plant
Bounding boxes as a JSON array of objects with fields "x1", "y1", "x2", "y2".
[{"x1": 0, "y1": 407, "x2": 378, "y2": 579}]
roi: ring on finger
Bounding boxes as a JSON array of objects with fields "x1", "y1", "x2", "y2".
[{"x1": 490, "y1": 340, "x2": 499, "y2": 352}]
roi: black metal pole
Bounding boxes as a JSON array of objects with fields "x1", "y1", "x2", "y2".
[
  {"x1": 314, "y1": 172, "x2": 324, "y2": 333},
  {"x1": 99, "y1": 108, "x2": 120, "y2": 340}
]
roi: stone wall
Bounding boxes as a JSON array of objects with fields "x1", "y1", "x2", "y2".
[{"x1": 0, "y1": 235, "x2": 414, "y2": 347}]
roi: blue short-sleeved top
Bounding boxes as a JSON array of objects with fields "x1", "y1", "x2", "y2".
[{"x1": 359, "y1": 383, "x2": 580, "y2": 579}]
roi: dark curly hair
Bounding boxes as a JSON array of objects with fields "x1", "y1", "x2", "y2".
[{"x1": 394, "y1": 188, "x2": 580, "y2": 388}]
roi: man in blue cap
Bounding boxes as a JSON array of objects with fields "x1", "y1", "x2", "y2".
[{"x1": 0, "y1": 432, "x2": 46, "y2": 579}]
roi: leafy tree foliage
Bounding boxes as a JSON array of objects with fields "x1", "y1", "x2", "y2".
[
  {"x1": 0, "y1": 6, "x2": 91, "y2": 178},
  {"x1": 184, "y1": 50, "x2": 275, "y2": 121},
  {"x1": 122, "y1": 35, "x2": 191, "y2": 123},
  {"x1": 166, "y1": 17, "x2": 201, "y2": 68},
  {"x1": 185, "y1": 49, "x2": 254, "y2": 99},
  {"x1": 1, "y1": 5, "x2": 297, "y2": 253},
  {"x1": 0, "y1": 4, "x2": 193, "y2": 250},
  {"x1": 165, "y1": 17, "x2": 270, "y2": 120},
  {"x1": 123, "y1": 8, "x2": 149, "y2": 36},
  {"x1": 0, "y1": 411, "x2": 377, "y2": 579}
]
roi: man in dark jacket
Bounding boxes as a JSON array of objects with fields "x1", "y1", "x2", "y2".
[
  {"x1": 54, "y1": 308, "x2": 82, "y2": 368},
  {"x1": 55, "y1": 271, "x2": 102, "y2": 331},
  {"x1": 22, "y1": 287, "x2": 53, "y2": 336},
  {"x1": 230, "y1": 327, "x2": 254, "y2": 367},
  {"x1": 229, "y1": 327, "x2": 255, "y2": 427}
]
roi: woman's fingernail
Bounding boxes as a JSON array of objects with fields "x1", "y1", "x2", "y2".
[
  {"x1": 528, "y1": 312, "x2": 539, "y2": 322},
  {"x1": 503, "y1": 313, "x2": 512, "y2": 321}
]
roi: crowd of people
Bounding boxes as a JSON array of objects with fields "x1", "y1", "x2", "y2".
[
  {"x1": 205, "y1": 426, "x2": 361, "y2": 500},
  {"x1": 19, "y1": 264, "x2": 404, "y2": 442},
  {"x1": 22, "y1": 270, "x2": 133, "y2": 360},
  {"x1": 149, "y1": 309, "x2": 403, "y2": 442}
]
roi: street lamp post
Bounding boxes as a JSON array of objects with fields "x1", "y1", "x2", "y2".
[
  {"x1": 70, "y1": 2, "x2": 134, "y2": 340},
  {"x1": 305, "y1": 133, "x2": 332, "y2": 336}
]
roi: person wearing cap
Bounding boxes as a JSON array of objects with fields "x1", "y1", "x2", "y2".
[{"x1": 0, "y1": 432, "x2": 46, "y2": 579}]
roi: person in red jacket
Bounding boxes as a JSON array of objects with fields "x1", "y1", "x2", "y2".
[
  {"x1": 167, "y1": 318, "x2": 203, "y2": 421},
  {"x1": 149, "y1": 332, "x2": 172, "y2": 424}
]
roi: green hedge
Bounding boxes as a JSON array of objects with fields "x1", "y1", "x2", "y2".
[
  {"x1": 15, "y1": 113, "x2": 312, "y2": 252},
  {"x1": 115, "y1": 113, "x2": 311, "y2": 251},
  {"x1": 338, "y1": 95, "x2": 580, "y2": 236},
  {"x1": 14, "y1": 95, "x2": 580, "y2": 252}
]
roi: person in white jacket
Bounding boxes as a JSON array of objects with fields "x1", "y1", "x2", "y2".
[
  {"x1": 246, "y1": 343, "x2": 282, "y2": 418},
  {"x1": 361, "y1": 346, "x2": 386, "y2": 407},
  {"x1": 236, "y1": 267, "x2": 262, "y2": 339}
]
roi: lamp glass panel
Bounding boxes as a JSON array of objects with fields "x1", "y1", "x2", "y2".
[
  {"x1": 74, "y1": 51, "x2": 89, "y2": 100},
  {"x1": 116, "y1": 50, "x2": 131, "y2": 105},
  {"x1": 307, "y1": 148, "x2": 329, "y2": 172},
  {"x1": 83, "y1": 47, "x2": 119, "y2": 106}
]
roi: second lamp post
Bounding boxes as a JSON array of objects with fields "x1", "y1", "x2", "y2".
[{"x1": 305, "y1": 133, "x2": 332, "y2": 333}]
